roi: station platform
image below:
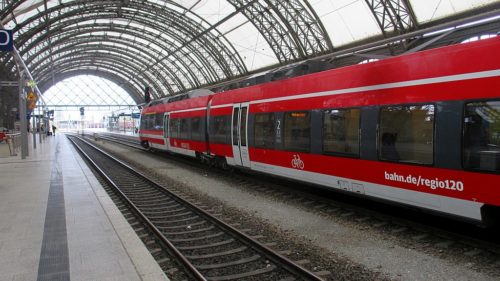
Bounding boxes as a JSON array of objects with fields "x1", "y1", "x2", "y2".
[{"x1": 0, "y1": 134, "x2": 168, "y2": 281}]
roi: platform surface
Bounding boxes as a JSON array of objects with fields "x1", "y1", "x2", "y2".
[{"x1": 0, "y1": 134, "x2": 168, "y2": 281}]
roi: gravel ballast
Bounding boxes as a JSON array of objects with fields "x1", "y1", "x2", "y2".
[{"x1": 95, "y1": 139, "x2": 497, "y2": 281}]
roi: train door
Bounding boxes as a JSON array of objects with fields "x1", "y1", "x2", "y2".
[
  {"x1": 231, "y1": 103, "x2": 251, "y2": 167},
  {"x1": 163, "y1": 113, "x2": 170, "y2": 150}
]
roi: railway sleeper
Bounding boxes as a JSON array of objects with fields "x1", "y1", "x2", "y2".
[
  {"x1": 204, "y1": 265, "x2": 277, "y2": 281},
  {"x1": 185, "y1": 246, "x2": 247, "y2": 260},
  {"x1": 195, "y1": 254, "x2": 261, "y2": 270}
]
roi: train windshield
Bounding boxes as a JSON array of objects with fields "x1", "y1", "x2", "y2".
[{"x1": 463, "y1": 101, "x2": 500, "y2": 173}]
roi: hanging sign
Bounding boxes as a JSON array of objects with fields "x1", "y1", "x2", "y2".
[
  {"x1": 0, "y1": 29, "x2": 13, "y2": 52},
  {"x1": 27, "y1": 91, "x2": 38, "y2": 110},
  {"x1": 27, "y1": 91, "x2": 37, "y2": 102},
  {"x1": 28, "y1": 100, "x2": 37, "y2": 110}
]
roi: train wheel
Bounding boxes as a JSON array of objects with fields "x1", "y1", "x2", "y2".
[
  {"x1": 215, "y1": 157, "x2": 230, "y2": 171},
  {"x1": 220, "y1": 159, "x2": 234, "y2": 172},
  {"x1": 140, "y1": 140, "x2": 149, "y2": 149},
  {"x1": 481, "y1": 205, "x2": 500, "y2": 228}
]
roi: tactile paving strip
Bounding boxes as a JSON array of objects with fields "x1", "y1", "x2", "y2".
[{"x1": 37, "y1": 142, "x2": 70, "y2": 281}]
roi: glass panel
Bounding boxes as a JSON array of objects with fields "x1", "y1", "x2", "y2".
[
  {"x1": 463, "y1": 101, "x2": 500, "y2": 172},
  {"x1": 379, "y1": 105, "x2": 434, "y2": 164},
  {"x1": 410, "y1": 0, "x2": 497, "y2": 23},
  {"x1": 188, "y1": 1, "x2": 279, "y2": 70},
  {"x1": 191, "y1": 117, "x2": 201, "y2": 141},
  {"x1": 140, "y1": 116, "x2": 146, "y2": 130},
  {"x1": 232, "y1": 107, "x2": 240, "y2": 146},
  {"x1": 151, "y1": 115, "x2": 156, "y2": 130},
  {"x1": 254, "y1": 113, "x2": 275, "y2": 148},
  {"x1": 180, "y1": 118, "x2": 190, "y2": 139},
  {"x1": 163, "y1": 115, "x2": 169, "y2": 138},
  {"x1": 240, "y1": 107, "x2": 248, "y2": 147},
  {"x1": 146, "y1": 114, "x2": 155, "y2": 130},
  {"x1": 323, "y1": 108, "x2": 360, "y2": 156},
  {"x1": 213, "y1": 115, "x2": 229, "y2": 144},
  {"x1": 155, "y1": 114, "x2": 164, "y2": 130},
  {"x1": 284, "y1": 111, "x2": 311, "y2": 152},
  {"x1": 316, "y1": 0, "x2": 382, "y2": 47},
  {"x1": 170, "y1": 118, "x2": 179, "y2": 138},
  {"x1": 43, "y1": 75, "x2": 136, "y2": 108}
]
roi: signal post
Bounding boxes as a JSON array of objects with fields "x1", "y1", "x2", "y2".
[{"x1": 80, "y1": 107, "x2": 85, "y2": 135}]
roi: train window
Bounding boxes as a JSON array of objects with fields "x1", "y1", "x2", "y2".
[
  {"x1": 463, "y1": 101, "x2": 500, "y2": 172},
  {"x1": 179, "y1": 118, "x2": 190, "y2": 140},
  {"x1": 213, "y1": 115, "x2": 230, "y2": 144},
  {"x1": 142, "y1": 114, "x2": 155, "y2": 130},
  {"x1": 232, "y1": 108, "x2": 239, "y2": 146},
  {"x1": 254, "y1": 113, "x2": 275, "y2": 149},
  {"x1": 323, "y1": 108, "x2": 360, "y2": 156},
  {"x1": 379, "y1": 105, "x2": 434, "y2": 165},
  {"x1": 140, "y1": 115, "x2": 147, "y2": 130},
  {"x1": 155, "y1": 114, "x2": 164, "y2": 130},
  {"x1": 191, "y1": 117, "x2": 201, "y2": 141},
  {"x1": 170, "y1": 118, "x2": 180, "y2": 138},
  {"x1": 241, "y1": 107, "x2": 248, "y2": 146},
  {"x1": 150, "y1": 115, "x2": 155, "y2": 130},
  {"x1": 284, "y1": 111, "x2": 311, "y2": 152}
]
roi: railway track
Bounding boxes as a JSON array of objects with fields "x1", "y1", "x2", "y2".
[
  {"x1": 91, "y1": 133, "x2": 143, "y2": 150},
  {"x1": 68, "y1": 135, "x2": 325, "y2": 281},
  {"x1": 85, "y1": 132, "x2": 500, "y2": 274}
]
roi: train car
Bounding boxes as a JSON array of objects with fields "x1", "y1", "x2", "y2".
[
  {"x1": 139, "y1": 89, "x2": 213, "y2": 159},
  {"x1": 207, "y1": 37, "x2": 500, "y2": 224},
  {"x1": 139, "y1": 37, "x2": 499, "y2": 225}
]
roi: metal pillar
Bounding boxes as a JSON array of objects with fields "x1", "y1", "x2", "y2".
[
  {"x1": 2, "y1": 22, "x2": 45, "y2": 158},
  {"x1": 18, "y1": 74, "x2": 28, "y2": 158},
  {"x1": 32, "y1": 114, "x2": 36, "y2": 149},
  {"x1": 38, "y1": 107, "x2": 42, "y2": 144},
  {"x1": 41, "y1": 109, "x2": 47, "y2": 142}
]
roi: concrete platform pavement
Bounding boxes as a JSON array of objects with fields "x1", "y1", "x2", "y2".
[{"x1": 0, "y1": 134, "x2": 168, "y2": 281}]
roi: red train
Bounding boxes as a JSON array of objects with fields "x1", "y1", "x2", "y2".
[{"x1": 140, "y1": 37, "x2": 500, "y2": 225}]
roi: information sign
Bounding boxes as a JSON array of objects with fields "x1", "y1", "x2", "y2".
[{"x1": 0, "y1": 29, "x2": 13, "y2": 52}]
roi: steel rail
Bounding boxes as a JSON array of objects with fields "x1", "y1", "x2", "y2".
[
  {"x1": 70, "y1": 134, "x2": 325, "y2": 281},
  {"x1": 97, "y1": 133, "x2": 500, "y2": 255},
  {"x1": 91, "y1": 134, "x2": 144, "y2": 150},
  {"x1": 68, "y1": 135, "x2": 207, "y2": 281}
]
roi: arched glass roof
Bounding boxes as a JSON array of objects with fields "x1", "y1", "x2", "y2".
[
  {"x1": 1, "y1": 0, "x2": 499, "y2": 104},
  {"x1": 43, "y1": 75, "x2": 136, "y2": 109}
]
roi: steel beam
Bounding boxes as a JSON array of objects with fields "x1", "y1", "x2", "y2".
[
  {"x1": 4, "y1": 0, "x2": 247, "y2": 97},
  {"x1": 0, "y1": 80, "x2": 18, "y2": 87},
  {"x1": 364, "y1": 0, "x2": 417, "y2": 36}
]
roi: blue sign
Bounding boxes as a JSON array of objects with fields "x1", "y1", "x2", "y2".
[
  {"x1": 0, "y1": 29, "x2": 13, "y2": 52},
  {"x1": 131, "y1": 113, "x2": 141, "y2": 119}
]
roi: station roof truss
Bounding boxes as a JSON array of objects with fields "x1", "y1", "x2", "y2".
[{"x1": 1, "y1": 0, "x2": 500, "y2": 105}]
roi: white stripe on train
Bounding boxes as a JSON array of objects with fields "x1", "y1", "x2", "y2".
[{"x1": 228, "y1": 156, "x2": 483, "y2": 221}]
